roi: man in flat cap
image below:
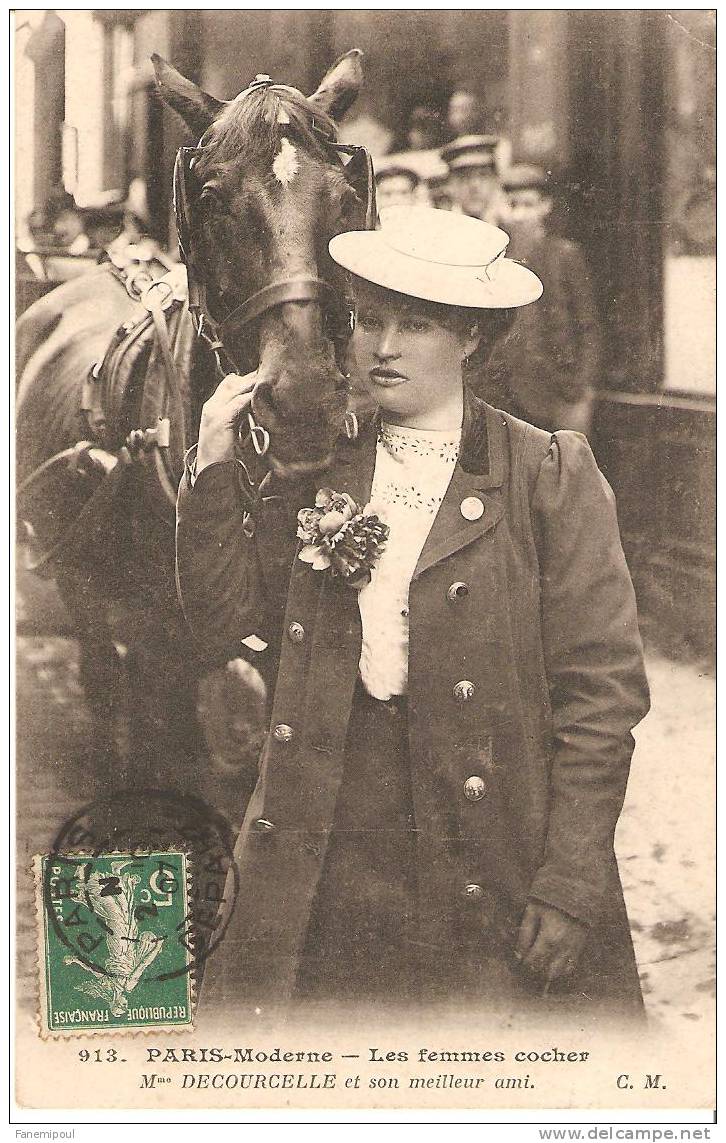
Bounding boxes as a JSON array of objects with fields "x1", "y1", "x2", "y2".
[
  {"x1": 486, "y1": 164, "x2": 602, "y2": 434},
  {"x1": 441, "y1": 134, "x2": 507, "y2": 224}
]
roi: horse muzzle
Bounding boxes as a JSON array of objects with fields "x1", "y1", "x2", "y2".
[{"x1": 246, "y1": 373, "x2": 348, "y2": 480}]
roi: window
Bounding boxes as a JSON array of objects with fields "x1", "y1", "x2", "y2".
[
  {"x1": 63, "y1": 12, "x2": 104, "y2": 204},
  {"x1": 662, "y1": 11, "x2": 715, "y2": 395}
]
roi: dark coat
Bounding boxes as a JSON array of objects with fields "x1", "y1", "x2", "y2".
[{"x1": 175, "y1": 395, "x2": 650, "y2": 1021}]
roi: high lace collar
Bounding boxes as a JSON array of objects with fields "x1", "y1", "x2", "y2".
[{"x1": 378, "y1": 421, "x2": 461, "y2": 465}]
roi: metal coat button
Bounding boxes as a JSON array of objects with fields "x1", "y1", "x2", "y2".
[
  {"x1": 464, "y1": 883, "x2": 484, "y2": 900},
  {"x1": 447, "y1": 581, "x2": 469, "y2": 602},
  {"x1": 287, "y1": 621, "x2": 305, "y2": 644},
  {"x1": 464, "y1": 775, "x2": 487, "y2": 801},
  {"x1": 453, "y1": 679, "x2": 476, "y2": 702},
  {"x1": 460, "y1": 496, "x2": 484, "y2": 521},
  {"x1": 272, "y1": 723, "x2": 294, "y2": 743},
  {"x1": 253, "y1": 818, "x2": 276, "y2": 833}
]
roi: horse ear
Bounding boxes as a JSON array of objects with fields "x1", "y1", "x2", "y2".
[
  {"x1": 152, "y1": 54, "x2": 225, "y2": 138},
  {"x1": 309, "y1": 49, "x2": 364, "y2": 122}
]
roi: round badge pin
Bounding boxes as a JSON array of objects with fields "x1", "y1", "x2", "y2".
[{"x1": 460, "y1": 496, "x2": 484, "y2": 521}]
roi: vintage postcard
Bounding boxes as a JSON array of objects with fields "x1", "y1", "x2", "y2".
[{"x1": 13, "y1": 6, "x2": 715, "y2": 1125}]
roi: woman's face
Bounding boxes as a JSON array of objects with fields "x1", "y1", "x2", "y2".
[{"x1": 349, "y1": 283, "x2": 477, "y2": 427}]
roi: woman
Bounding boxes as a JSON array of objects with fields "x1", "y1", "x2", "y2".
[{"x1": 176, "y1": 206, "x2": 650, "y2": 1023}]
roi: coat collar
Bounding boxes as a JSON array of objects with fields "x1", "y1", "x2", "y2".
[
  {"x1": 458, "y1": 388, "x2": 505, "y2": 490},
  {"x1": 331, "y1": 388, "x2": 504, "y2": 487},
  {"x1": 324, "y1": 392, "x2": 508, "y2": 580}
]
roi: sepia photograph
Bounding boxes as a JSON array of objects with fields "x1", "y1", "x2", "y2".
[{"x1": 12, "y1": 6, "x2": 715, "y2": 1123}]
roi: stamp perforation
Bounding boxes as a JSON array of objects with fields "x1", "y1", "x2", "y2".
[{"x1": 33, "y1": 849, "x2": 197, "y2": 1040}]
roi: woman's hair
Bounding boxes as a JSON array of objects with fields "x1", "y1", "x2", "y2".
[
  {"x1": 462, "y1": 307, "x2": 518, "y2": 376},
  {"x1": 414, "y1": 301, "x2": 519, "y2": 382},
  {"x1": 345, "y1": 275, "x2": 518, "y2": 387}
]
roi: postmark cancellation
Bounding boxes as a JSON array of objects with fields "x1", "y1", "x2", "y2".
[{"x1": 34, "y1": 851, "x2": 194, "y2": 1037}]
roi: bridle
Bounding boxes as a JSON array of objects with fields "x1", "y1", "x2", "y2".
[
  {"x1": 173, "y1": 75, "x2": 377, "y2": 388},
  {"x1": 16, "y1": 76, "x2": 376, "y2": 571}
]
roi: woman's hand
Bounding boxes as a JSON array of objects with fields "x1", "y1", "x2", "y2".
[
  {"x1": 196, "y1": 371, "x2": 258, "y2": 476},
  {"x1": 515, "y1": 900, "x2": 589, "y2": 993}
]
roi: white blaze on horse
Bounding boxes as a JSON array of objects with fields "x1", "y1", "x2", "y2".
[{"x1": 16, "y1": 51, "x2": 374, "y2": 798}]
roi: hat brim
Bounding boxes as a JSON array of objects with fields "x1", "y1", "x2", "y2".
[
  {"x1": 329, "y1": 230, "x2": 543, "y2": 309},
  {"x1": 447, "y1": 157, "x2": 497, "y2": 173}
]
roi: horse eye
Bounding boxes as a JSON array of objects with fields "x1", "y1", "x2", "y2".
[{"x1": 199, "y1": 186, "x2": 222, "y2": 211}]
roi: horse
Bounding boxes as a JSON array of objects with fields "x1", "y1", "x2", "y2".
[{"x1": 16, "y1": 50, "x2": 374, "y2": 813}]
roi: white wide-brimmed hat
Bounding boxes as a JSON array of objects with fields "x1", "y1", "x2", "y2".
[{"x1": 329, "y1": 205, "x2": 543, "y2": 309}]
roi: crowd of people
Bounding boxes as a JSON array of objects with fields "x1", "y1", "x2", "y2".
[
  {"x1": 371, "y1": 90, "x2": 602, "y2": 433},
  {"x1": 22, "y1": 183, "x2": 151, "y2": 255},
  {"x1": 17, "y1": 177, "x2": 168, "y2": 297}
]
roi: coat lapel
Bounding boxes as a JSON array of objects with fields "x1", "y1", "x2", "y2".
[
  {"x1": 414, "y1": 399, "x2": 507, "y2": 580},
  {"x1": 317, "y1": 399, "x2": 507, "y2": 581},
  {"x1": 413, "y1": 469, "x2": 503, "y2": 579}
]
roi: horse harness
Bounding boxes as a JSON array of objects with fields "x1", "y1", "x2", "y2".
[
  {"x1": 173, "y1": 75, "x2": 376, "y2": 471},
  {"x1": 17, "y1": 255, "x2": 193, "y2": 571},
  {"x1": 18, "y1": 75, "x2": 376, "y2": 571}
]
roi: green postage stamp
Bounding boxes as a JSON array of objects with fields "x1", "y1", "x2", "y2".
[{"x1": 34, "y1": 851, "x2": 194, "y2": 1037}]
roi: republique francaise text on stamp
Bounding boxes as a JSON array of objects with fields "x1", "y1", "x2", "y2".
[{"x1": 35, "y1": 850, "x2": 194, "y2": 1037}]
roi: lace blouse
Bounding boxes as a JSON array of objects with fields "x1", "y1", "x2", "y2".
[{"x1": 358, "y1": 421, "x2": 461, "y2": 700}]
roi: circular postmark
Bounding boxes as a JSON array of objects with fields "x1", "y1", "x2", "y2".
[{"x1": 42, "y1": 788, "x2": 240, "y2": 987}]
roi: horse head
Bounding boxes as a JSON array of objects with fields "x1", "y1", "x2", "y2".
[{"x1": 153, "y1": 50, "x2": 373, "y2": 479}]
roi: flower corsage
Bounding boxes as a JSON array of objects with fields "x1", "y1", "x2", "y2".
[{"x1": 296, "y1": 488, "x2": 389, "y2": 589}]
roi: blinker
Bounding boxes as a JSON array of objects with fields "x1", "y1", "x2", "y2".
[{"x1": 333, "y1": 143, "x2": 377, "y2": 231}]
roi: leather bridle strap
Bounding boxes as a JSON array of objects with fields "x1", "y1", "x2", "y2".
[{"x1": 218, "y1": 277, "x2": 338, "y2": 343}]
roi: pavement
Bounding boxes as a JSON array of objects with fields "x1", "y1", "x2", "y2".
[
  {"x1": 618, "y1": 651, "x2": 715, "y2": 1032},
  {"x1": 14, "y1": 565, "x2": 715, "y2": 1029}
]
